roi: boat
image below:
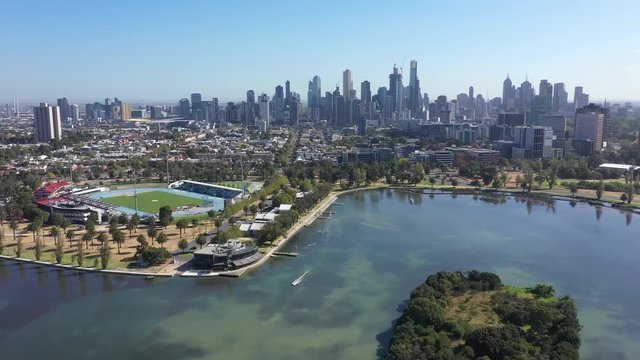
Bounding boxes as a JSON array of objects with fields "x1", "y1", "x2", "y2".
[
  {"x1": 291, "y1": 270, "x2": 310, "y2": 286},
  {"x1": 144, "y1": 275, "x2": 155, "y2": 280},
  {"x1": 409, "y1": 198, "x2": 415, "y2": 204},
  {"x1": 306, "y1": 242, "x2": 316, "y2": 247}
]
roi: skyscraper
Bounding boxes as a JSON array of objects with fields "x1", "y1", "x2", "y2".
[
  {"x1": 518, "y1": 80, "x2": 533, "y2": 109},
  {"x1": 408, "y1": 60, "x2": 421, "y2": 117},
  {"x1": 575, "y1": 104, "x2": 607, "y2": 151},
  {"x1": 360, "y1": 81, "x2": 371, "y2": 105},
  {"x1": 247, "y1": 90, "x2": 255, "y2": 105},
  {"x1": 57, "y1": 97, "x2": 70, "y2": 121},
  {"x1": 343, "y1": 69, "x2": 353, "y2": 100},
  {"x1": 307, "y1": 75, "x2": 321, "y2": 121},
  {"x1": 552, "y1": 83, "x2": 568, "y2": 113},
  {"x1": 389, "y1": 65, "x2": 403, "y2": 113},
  {"x1": 258, "y1": 93, "x2": 270, "y2": 125},
  {"x1": 285, "y1": 80, "x2": 291, "y2": 105},
  {"x1": 179, "y1": 98, "x2": 191, "y2": 118},
  {"x1": 538, "y1": 80, "x2": 553, "y2": 113},
  {"x1": 190, "y1": 93, "x2": 202, "y2": 120},
  {"x1": 34, "y1": 103, "x2": 62, "y2": 142},
  {"x1": 502, "y1": 75, "x2": 515, "y2": 110},
  {"x1": 574, "y1": 86, "x2": 589, "y2": 110},
  {"x1": 70, "y1": 104, "x2": 79, "y2": 122}
]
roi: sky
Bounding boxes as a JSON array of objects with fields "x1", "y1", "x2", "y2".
[{"x1": 1, "y1": 0, "x2": 639, "y2": 104}]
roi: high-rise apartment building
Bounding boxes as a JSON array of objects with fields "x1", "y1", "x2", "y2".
[
  {"x1": 258, "y1": 93, "x2": 270, "y2": 125},
  {"x1": 360, "y1": 81, "x2": 371, "y2": 105},
  {"x1": 574, "y1": 104, "x2": 607, "y2": 151},
  {"x1": 408, "y1": 60, "x2": 421, "y2": 116},
  {"x1": 343, "y1": 69, "x2": 353, "y2": 100},
  {"x1": 573, "y1": 86, "x2": 589, "y2": 111},
  {"x1": 552, "y1": 83, "x2": 568, "y2": 113},
  {"x1": 389, "y1": 65, "x2": 403, "y2": 113},
  {"x1": 34, "y1": 103, "x2": 62, "y2": 142}
]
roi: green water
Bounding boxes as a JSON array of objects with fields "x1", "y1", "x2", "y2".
[{"x1": 1, "y1": 190, "x2": 639, "y2": 359}]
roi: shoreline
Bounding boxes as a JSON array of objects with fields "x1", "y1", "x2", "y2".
[{"x1": 2, "y1": 186, "x2": 634, "y2": 278}]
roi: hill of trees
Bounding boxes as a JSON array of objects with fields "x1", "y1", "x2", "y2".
[{"x1": 385, "y1": 271, "x2": 581, "y2": 360}]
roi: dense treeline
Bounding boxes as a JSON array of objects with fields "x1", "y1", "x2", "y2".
[{"x1": 385, "y1": 271, "x2": 581, "y2": 360}]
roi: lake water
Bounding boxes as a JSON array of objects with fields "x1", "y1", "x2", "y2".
[{"x1": 1, "y1": 190, "x2": 639, "y2": 359}]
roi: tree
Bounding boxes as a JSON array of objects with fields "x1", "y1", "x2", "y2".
[
  {"x1": 136, "y1": 234, "x2": 148, "y2": 247},
  {"x1": 130, "y1": 213, "x2": 141, "y2": 231},
  {"x1": 66, "y1": 229, "x2": 76, "y2": 247},
  {"x1": 26, "y1": 221, "x2": 41, "y2": 243},
  {"x1": 191, "y1": 218, "x2": 199, "y2": 228},
  {"x1": 178, "y1": 238, "x2": 189, "y2": 253},
  {"x1": 139, "y1": 247, "x2": 171, "y2": 266},
  {"x1": 76, "y1": 241, "x2": 84, "y2": 266},
  {"x1": 117, "y1": 213, "x2": 129, "y2": 225},
  {"x1": 112, "y1": 230, "x2": 125, "y2": 254},
  {"x1": 567, "y1": 183, "x2": 578, "y2": 197},
  {"x1": 96, "y1": 231, "x2": 108, "y2": 246},
  {"x1": 156, "y1": 232, "x2": 168, "y2": 248},
  {"x1": 159, "y1": 205, "x2": 173, "y2": 228},
  {"x1": 196, "y1": 233, "x2": 207, "y2": 248},
  {"x1": 100, "y1": 238, "x2": 111, "y2": 269},
  {"x1": 451, "y1": 178, "x2": 459, "y2": 188},
  {"x1": 15, "y1": 237, "x2": 23, "y2": 258},
  {"x1": 0, "y1": 234, "x2": 4, "y2": 255},
  {"x1": 34, "y1": 237, "x2": 43, "y2": 261},
  {"x1": 207, "y1": 210, "x2": 216, "y2": 230},
  {"x1": 147, "y1": 225, "x2": 158, "y2": 245},
  {"x1": 176, "y1": 219, "x2": 188, "y2": 238},
  {"x1": 49, "y1": 226, "x2": 61, "y2": 246},
  {"x1": 410, "y1": 163, "x2": 425, "y2": 184},
  {"x1": 214, "y1": 217, "x2": 223, "y2": 230},
  {"x1": 625, "y1": 183, "x2": 635, "y2": 204},
  {"x1": 126, "y1": 220, "x2": 136, "y2": 236},
  {"x1": 596, "y1": 177, "x2": 605, "y2": 200},
  {"x1": 429, "y1": 177, "x2": 436, "y2": 189},
  {"x1": 9, "y1": 220, "x2": 18, "y2": 244},
  {"x1": 54, "y1": 239, "x2": 64, "y2": 264}
]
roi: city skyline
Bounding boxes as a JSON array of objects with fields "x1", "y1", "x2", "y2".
[{"x1": 2, "y1": 0, "x2": 639, "y2": 103}]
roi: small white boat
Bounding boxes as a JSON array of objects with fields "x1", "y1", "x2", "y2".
[
  {"x1": 307, "y1": 242, "x2": 316, "y2": 247},
  {"x1": 409, "y1": 198, "x2": 415, "y2": 204},
  {"x1": 291, "y1": 270, "x2": 310, "y2": 286}
]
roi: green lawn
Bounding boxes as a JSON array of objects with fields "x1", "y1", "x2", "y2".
[{"x1": 102, "y1": 191, "x2": 204, "y2": 214}]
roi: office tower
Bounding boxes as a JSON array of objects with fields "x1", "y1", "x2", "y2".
[
  {"x1": 389, "y1": 65, "x2": 403, "y2": 113},
  {"x1": 5, "y1": 103, "x2": 9, "y2": 117},
  {"x1": 323, "y1": 91, "x2": 333, "y2": 120},
  {"x1": 275, "y1": 85, "x2": 284, "y2": 99},
  {"x1": 34, "y1": 103, "x2": 62, "y2": 142},
  {"x1": 512, "y1": 126, "x2": 553, "y2": 159},
  {"x1": 285, "y1": 80, "x2": 291, "y2": 105},
  {"x1": 290, "y1": 99, "x2": 299, "y2": 126},
  {"x1": 343, "y1": 69, "x2": 353, "y2": 100},
  {"x1": 120, "y1": 103, "x2": 132, "y2": 120},
  {"x1": 408, "y1": 60, "x2": 421, "y2": 116},
  {"x1": 190, "y1": 93, "x2": 202, "y2": 120},
  {"x1": 307, "y1": 75, "x2": 321, "y2": 121},
  {"x1": 538, "y1": 80, "x2": 553, "y2": 112},
  {"x1": 247, "y1": 90, "x2": 255, "y2": 104},
  {"x1": 258, "y1": 93, "x2": 270, "y2": 125},
  {"x1": 360, "y1": 81, "x2": 371, "y2": 105},
  {"x1": 332, "y1": 86, "x2": 341, "y2": 124},
  {"x1": 274, "y1": 86, "x2": 284, "y2": 123},
  {"x1": 70, "y1": 104, "x2": 79, "y2": 122},
  {"x1": 518, "y1": 80, "x2": 534, "y2": 109},
  {"x1": 574, "y1": 86, "x2": 589, "y2": 110},
  {"x1": 502, "y1": 75, "x2": 516, "y2": 110},
  {"x1": 552, "y1": 83, "x2": 568, "y2": 112},
  {"x1": 475, "y1": 94, "x2": 486, "y2": 116},
  {"x1": 575, "y1": 104, "x2": 607, "y2": 151},
  {"x1": 57, "y1": 97, "x2": 70, "y2": 120},
  {"x1": 179, "y1": 98, "x2": 191, "y2": 118},
  {"x1": 538, "y1": 114, "x2": 567, "y2": 138}
]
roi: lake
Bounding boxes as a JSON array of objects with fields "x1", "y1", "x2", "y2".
[{"x1": 1, "y1": 190, "x2": 639, "y2": 359}]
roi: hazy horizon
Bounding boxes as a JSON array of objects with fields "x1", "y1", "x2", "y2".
[{"x1": 2, "y1": 0, "x2": 639, "y2": 104}]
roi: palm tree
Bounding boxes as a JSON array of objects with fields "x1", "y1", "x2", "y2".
[
  {"x1": 178, "y1": 239, "x2": 189, "y2": 253},
  {"x1": 66, "y1": 229, "x2": 76, "y2": 247},
  {"x1": 112, "y1": 230, "x2": 125, "y2": 254},
  {"x1": 147, "y1": 225, "x2": 158, "y2": 245},
  {"x1": 126, "y1": 220, "x2": 136, "y2": 237},
  {"x1": 156, "y1": 232, "x2": 168, "y2": 248},
  {"x1": 49, "y1": 226, "x2": 61, "y2": 246},
  {"x1": 207, "y1": 210, "x2": 216, "y2": 231},
  {"x1": 9, "y1": 220, "x2": 18, "y2": 244},
  {"x1": 176, "y1": 219, "x2": 188, "y2": 239},
  {"x1": 130, "y1": 214, "x2": 140, "y2": 232},
  {"x1": 96, "y1": 231, "x2": 108, "y2": 246},
  {"x1": 82, "y1": 232, "x2": 92, "y2": 250},
  {"x1": 26, "y1": 222, "x2": 40, "y2": 243}
]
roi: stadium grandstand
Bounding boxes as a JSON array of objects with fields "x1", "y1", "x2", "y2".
[
  {"x1": 33, "y1": 181, "x2": 113, "y2": 223},
  {"x1": 168, "y1": 180, "x2": 244, "y2": 202}
]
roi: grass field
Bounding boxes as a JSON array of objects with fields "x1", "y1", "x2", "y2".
[{"x1": 102, "y1": 191, "x2": 204, "y2": 214}]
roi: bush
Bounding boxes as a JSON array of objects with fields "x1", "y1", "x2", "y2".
[{"x1": 140, "y1": 247, "x2": 171, "y2": 266}]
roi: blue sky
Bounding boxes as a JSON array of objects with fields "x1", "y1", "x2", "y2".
[{"x1": 1, "y1": 0, "x2": 639, "y2": 104}]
